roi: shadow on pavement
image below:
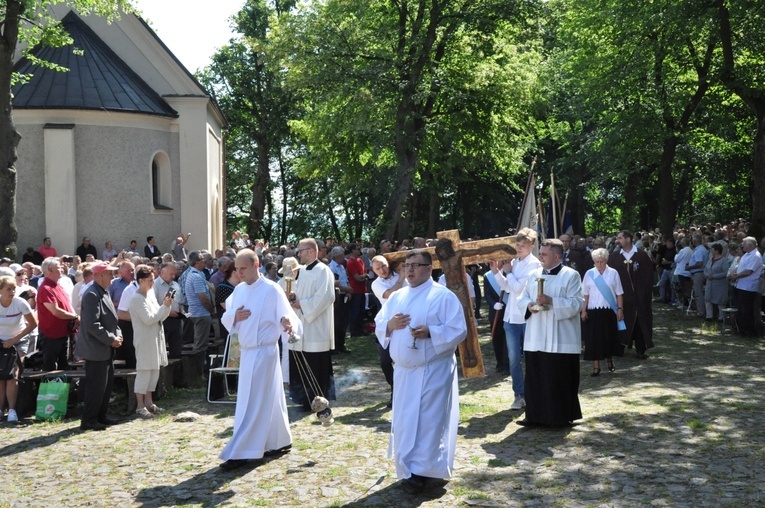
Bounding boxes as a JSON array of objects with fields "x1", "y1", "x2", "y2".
[{"x1": 0, "y1": 426, "x2": 80, "y2": 457}]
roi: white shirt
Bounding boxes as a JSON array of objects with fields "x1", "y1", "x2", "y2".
[
  {"x1": 371, "y1": 272, "x2": 407, "y2": 304},
  {"x1": 674, "y1": 246, "x2": 693, "y2": 277},
  {"x1": 736, "y1": 249, "x2": 763, "y2": 292},
  {"x1": 118, "y1": 282, "x2": 139, "y2": 313},
  {"x1": 582, "y1": 266, "x2": 624, "y2": 310},
  {"x1": 154, "y1": 277, "x2": 181, "y2": 313},
  {"x1": 494, "y1": 254, "x2": 542, "y2": 324}
]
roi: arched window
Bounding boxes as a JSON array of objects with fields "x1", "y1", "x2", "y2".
[{"x1": 151, "y1": 151, "x2": 172, "y2": 210}]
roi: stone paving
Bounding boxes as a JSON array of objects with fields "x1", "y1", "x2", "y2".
[{"x1": 2, "y1": 303, "x2": 765, "y2": 507}]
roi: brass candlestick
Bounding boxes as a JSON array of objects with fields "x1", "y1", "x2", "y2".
[{"x1": 532, "y1": 277, "x2": 549, "y2": 311}]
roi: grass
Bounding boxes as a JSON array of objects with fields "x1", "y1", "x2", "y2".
[{"x1": 686, "y1": 419, "x2": 710, "y2": 432}]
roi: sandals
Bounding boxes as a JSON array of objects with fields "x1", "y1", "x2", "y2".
[
  {"x1": 148, "y1": 404, "x2": 164, "y2": 414},
  {"x1": 590, "y1": 368, "x2": 601, "y2": 377},
  {"x1": 136, "y1": 407, "x2": 154, "y2": 419}
]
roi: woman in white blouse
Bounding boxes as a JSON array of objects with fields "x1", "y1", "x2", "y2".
[
  {"x1": 129, "y1": 265, "x2": 173, "y2": 418},
  {"x1": 581, "y1": 248, "x2": 624, "y2": 376}
]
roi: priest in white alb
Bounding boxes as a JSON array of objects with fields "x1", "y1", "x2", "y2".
[
  {"x1": 374, "y1": 249, "x2": 467, "y2": 494},
  {"x1": 517, "y1": 239, "x2": 584, "y2": 428},
  {"x1": 218, "y1": 249, "x2": 301, "y2": 470}
]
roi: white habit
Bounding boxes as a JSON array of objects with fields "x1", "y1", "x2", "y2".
[
  {"x1": 518, "y1": 266, "x2": 583, "y2": 354},
  {"x1": 374, "y1": 279, "x2": 467, "y2": 480},
  {"x1": 219, "y1": 277, "x2": 301, "y2": 460},
  {"x1": 290, "y1": 261, "x2": 335, "y2": 352}
]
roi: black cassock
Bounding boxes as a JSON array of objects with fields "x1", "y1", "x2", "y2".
[{"x1": 608, "y1": 249, "x2": 654, "y2": 353}]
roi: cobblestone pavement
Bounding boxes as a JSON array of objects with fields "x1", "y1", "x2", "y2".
[{"x1": 2, "y1": 304, "x2": 764, "y2": 507}]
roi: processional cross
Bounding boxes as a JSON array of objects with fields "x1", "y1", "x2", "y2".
[{"x1": 383, "y1": 230, "x2": 517, "y2": 378}]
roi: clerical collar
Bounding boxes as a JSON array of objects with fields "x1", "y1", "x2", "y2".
[
  {"x1": 543, "y1": 264, "x2": 563, "y2": 276},
  {"x1": 305, "y1": 259, "x2": 319, "y2": 270}
]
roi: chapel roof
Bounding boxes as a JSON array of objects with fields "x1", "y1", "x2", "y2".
[{"x1": 12, "y1": 11, "x2": 178, "y2": 118}]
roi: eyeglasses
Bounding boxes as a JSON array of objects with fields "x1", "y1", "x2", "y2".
[{"x1": 403, "y1": 262, "x2": 430, "y2": 270}]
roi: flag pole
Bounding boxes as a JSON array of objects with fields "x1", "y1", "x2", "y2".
[
  {"x1": 516, "y1": 156, "x2": 537, "y2": 232},
  {"x1": 550, "y1": 172, "x2": 558, "y2": 238}
]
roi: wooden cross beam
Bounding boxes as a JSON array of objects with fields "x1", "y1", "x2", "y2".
[{"x1": 383, "y1": 230, "x2": 517, "y2": 378}]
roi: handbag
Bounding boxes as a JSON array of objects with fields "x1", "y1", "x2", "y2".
[
  {"x1": 35, "y1": 375, "x2": 70, "y2": 421},
  {"x1": 0, "y1": 346, "x2": 18, "y2": 380}
]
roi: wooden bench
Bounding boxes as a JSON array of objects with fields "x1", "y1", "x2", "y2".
[
  {"x1": 155, "y1": 358, "x2": 182, "y2": 398},
  {"x1": 180, "y1": 349, "x2": 206, "y2": 388},
  {"x1": 18, "y1": 368, "x2": 138, "y2": 417}
]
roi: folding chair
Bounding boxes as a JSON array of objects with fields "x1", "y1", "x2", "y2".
[{"x1": 206, "y1": 333, "x2": 240, "y2": 404}]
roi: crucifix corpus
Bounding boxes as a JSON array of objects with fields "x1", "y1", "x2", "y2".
[{"x1": 383, "y1": 230, "x2": 517, "y2": 378}]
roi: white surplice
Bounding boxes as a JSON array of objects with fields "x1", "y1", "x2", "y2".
[
  {"x1": 219, "y1": 277, "x2": 301, "y2": 460},
  {"x1": 517, "y1": 266, "x2": 583, "y2": 354},
  {"x1": 374, "y1": 278, "x2": 467, "y2": 479}
]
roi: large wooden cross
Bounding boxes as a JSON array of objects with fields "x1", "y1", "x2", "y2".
[{"x1": 383, "y1": 230, "x2": 517, "y2": 378}]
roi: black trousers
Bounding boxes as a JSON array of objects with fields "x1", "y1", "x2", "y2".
[
  {"x1": 377, "y1": 342, "x2": 394, "y2": 390},
  {"x1": 735, "y1": 288, "x2": 761, "y2": 336},
  {"x1": 348, "y1": 293, "x2": 365, "y2": 337},
  {"x1": 82, "y1": 358, "x2": 114, "y2": 424},
  {"x1": 41, "y1": 335, "x2": 69, "y2": 371},
  {"x1": 333, "y1": 297, "x2": 349, "y2": 351},
  {"x1": 115, "y1": 319, "x2": 136, "y2": 369},
  {"x1": 163, "y1": 318, "x2": 184, "y2": 359}
]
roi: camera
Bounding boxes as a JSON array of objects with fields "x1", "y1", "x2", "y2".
[{"x1": 166, "y1": 288, "x2": 176, "y2": 299}]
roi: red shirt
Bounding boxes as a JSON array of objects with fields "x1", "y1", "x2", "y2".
[
  {"x1": 36, "y1": 277, "x2": 74, "y2": 338},
  {"x1": 346, "y1": 257, "x2": 366, "y2": 294},
  {"x1": 38, "y1": 246, "x2": 58, "y2": 258}
]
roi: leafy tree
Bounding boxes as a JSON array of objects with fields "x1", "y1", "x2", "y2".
[
  {"x1": 199, "y1": 0, "x2": 295, "y2": 244},
  {"x1": 281, "y1": 0, "x2": 541, "y2": 241},
  {"x1": 546, "y1": 0, "x2": 721, "y2": 237},
  {"x1": 0, "y1": 0, "x2": 131, "y2": 257},
  {"x1": 715, "y1": 0, "x2": 765, "y2": 237}
]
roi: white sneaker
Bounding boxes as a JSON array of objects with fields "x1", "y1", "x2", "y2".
[
  {"x1": 7, "y1": 409, "x2": 18, "y2": 422},
  {"x1": 511, "y1": 397, "x2": 526, "y2": 410}
]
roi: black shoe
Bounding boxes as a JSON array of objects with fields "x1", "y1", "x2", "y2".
[
  {"x1": 386, "y1": 395, "x2": 393, "y2": 409},
  {"x1": 263, "y1": 445, "x2": 292, "y2": 457},
  {"x1": 219, "y1": 459, "x2": 249, "y2": 470},
  {"x1": 516, "y1": 419, "x2": 538, "y2": 427},
  {"x1": 636, "y1": 353, "x2": 649, "y2": 360},
  {"x1": 80, "y1": 421, "x2": 107, "y2": 431},
  {"x1": 590, "y1": 368, "x2": 601, "y2": 377},
  {"x1": 97, "y1": 416, "x2": 120, "y2": 426},
  {"x1": 401, "y1": 474, "x2": 426, "y2": 494},
  {"x1": 607, "y1": 359, "x2": 615, "y2": 373}
]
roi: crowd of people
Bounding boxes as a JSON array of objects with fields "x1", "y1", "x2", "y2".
[{"x1": 1, "y1": 220, "x2": 762, "y2": 494}]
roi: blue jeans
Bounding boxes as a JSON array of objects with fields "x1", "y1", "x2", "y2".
[
  {"x1": 658, "y1": 268, "x2": 673, "y2": 302},
  {"x1": 504, "y1": 322, "x2": 525, "y2": 397}
]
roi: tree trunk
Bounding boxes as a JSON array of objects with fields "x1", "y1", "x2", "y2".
[
  {"x1": 658, "y1": 136, "x2": 679, "y2": 239},
  {"x1": 248, "y1": 137, "x2": 270, "y2": 240},
  {"x1": 0, "y1": 0, "x2": 22, "y2": 259},
  {"x1": 380, "y1": 115, "x2": 419, "y2": 240},
  {"x1": 278, "y1": 151, "x2": 288, "y2": 244},
  {"x1": 751, "y1": 113, "x2": 765, "y2": 238},
  {"x1": 717, "y1": 0, "x2": 765, "y2": 236},
  {"x1": 427, "y1": 187, "x2": 440, "y2": 238}
]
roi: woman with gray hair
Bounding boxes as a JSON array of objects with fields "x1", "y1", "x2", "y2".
[{"x1": 581, "y1": 248, "x2": 625, "y2": 376}]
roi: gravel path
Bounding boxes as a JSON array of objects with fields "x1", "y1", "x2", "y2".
[{"x1": 2, "y1": 303, "x2": 764, "y2": 507}]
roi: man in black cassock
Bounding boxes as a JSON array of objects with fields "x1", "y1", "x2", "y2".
[{"x1": 608, "y1": 230, "x2": 654, "y2": 359}]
